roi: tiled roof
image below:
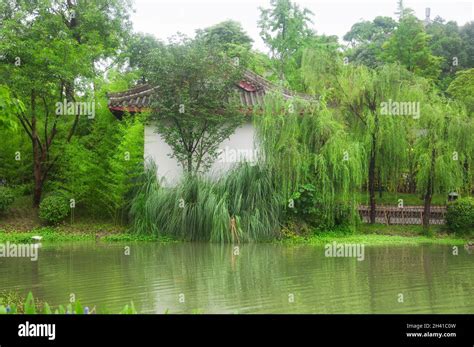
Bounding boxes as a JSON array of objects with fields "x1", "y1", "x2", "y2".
[{"x1": 107, "y1": 69, "x2": 311, "y2": 115}]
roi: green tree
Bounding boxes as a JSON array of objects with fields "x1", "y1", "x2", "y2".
[
  {"x1": 447, "y1": 68, "x2": 474, "y2": 114},
  {"x1": 335, "y1": 64, "x2": 427, "y2": 223},
  {"x1": 256, "y1": 96, "x2": 365, "y2": 228},
  {"x1": 258, "y1": 0, "x2": 314, "y2": 79},
  {"x1": 0, "y1": 0, "x2": 132, "y2": 206},
  {"x1": 301, "y1": 39, "x2": 343, "y2": 98},
  {"x1": 382, "y1": 14, "x2": 442, "y2": 80},
  {"x1": 343, "y1": 16, "x2": 397, "y2": 68},
  {"x1": 145, "y1": 37, "x2": 245, "y2": 175},
  {"x1": 127, "y1": 33, "x2": 164, "y2": 82},
  {"x1": 414, "y1": 99, "x2": 471, "y2": 227},
  {"x1": 426, "y1": 17, "x2": 466, "y2": 89},
  {"x1": 195, "y1": 20, "x2": 253, "y2": 52},
  {"x1": 460, "y1": 22, "x2": 474, "y2": 69}
]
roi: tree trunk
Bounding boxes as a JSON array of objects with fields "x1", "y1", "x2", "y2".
[
  {"x1": 423, "y1": 148, "x2": 436, "y2": 228},
  {"x1": 378, "y1": 170, "x2": 383, "y2": 198},
  {"x1": 31, "y1": 91, "x2": 43, "y2": 207},
  {"x1": 187, "y1": 154, "x2": 193, "y2": 175},
  {"x1": 32, "y1": 145, "x2": 43, "y2": 206},
  {"x1": 369, "y1": 135, "x2": 377, "y2": 224}
]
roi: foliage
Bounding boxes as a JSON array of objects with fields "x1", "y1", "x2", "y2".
[
  {"x1": 0, "y1": 0, "x2": 132, "y2": 205},
  {"x1": 216, "y1": 162, "x2": 282, "y2": 242},
  {"x1": 49, "y1": 95, "x2": 144, "y2": 222},
  {"x1": 426, "y1": 18, "x2": 466, "y2": 89},
  {"x1": 0, "y1": 85, "x2": 22, "y2": 131},
  {"x1": 288, "y1": 184, "x2": 318, "y2": 222},
  {"x1": 0, "y1": 187, "x2": 15, "y2": 213},
  {"x1": 283, "y1": 228, "x2": 467, "y2": 246},
  {"x1": 301, "y1": 40, "x2": 343, "y2": 98},
  {"x1": 145, "y1": 37, "x2": 245, "y2": 175},
  {"x1": 413, "y1": 99, "x2": 472, "y2": 226},
  {"x1": 381, "y1": 14, "x2": 442, "y2": 80},
  {"x1": 39, "y1": 195, "x2": 69, "y2": 225},
  {"x1": 460, "y1": 22, "x2": 474, "y2": 69},
  {"x1": 130, "y1": 162, "x2": 282, "y2": 242},
  {"x1": 258, "y1": 0, "x2": 314, "y2": 79},
  {"x1": 195, "y1": 20, "x2": 253, "y2": 52},
  {"x1": 255, "y1": 94, "x2": 364, "y2": 228},
  {"x1": 127, "y1": 32, "x2": 164, "y2": 82},
  {"x1": 286, "y1": 183, "x2": 354, "y2": 231},
  {"x1": 102, "y1": 116, "x2": 144, "y2": 221},
  {"x1": 0, "y1": 226, "x2": 174, "y2": 243},
  {"x1": 343, "y1": 16, "x2": 397, "y2": 68},
  {"x1": 447, "y1": 68, "x2": 474, "y2": 114},
  {"x1": 0, "y1": 291, "x2": 137, "y2": 314},
  {"x1": 446, "y1": 197, "x2": 474, "y2": 235},
  {"x1": 331, "y1": 63, "x2": 430, "y2": 222},
  {"x1": 1, "y1": 0, "x2": 474, "y2": 237}
]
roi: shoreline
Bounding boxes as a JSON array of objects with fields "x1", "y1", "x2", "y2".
[{"x1": 0, "y1": 224, "x2": 470, "y2": 245}]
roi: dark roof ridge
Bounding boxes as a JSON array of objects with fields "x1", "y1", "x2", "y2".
[{"x1": 107, "y1": 69, "x2": 313, "y2": 112}]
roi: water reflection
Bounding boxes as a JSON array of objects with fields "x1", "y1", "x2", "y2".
[{"x1": 0, "y1": 242, "x2": 472, "y2": 313}]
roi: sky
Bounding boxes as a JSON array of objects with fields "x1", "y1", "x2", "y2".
[{"x1": 130, "y1": 0, "x2": 474, "y2": 52}]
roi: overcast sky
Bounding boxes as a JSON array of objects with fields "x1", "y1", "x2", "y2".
[{"x1": 130, "y1": 0, "x2": 474, "y2": 52}]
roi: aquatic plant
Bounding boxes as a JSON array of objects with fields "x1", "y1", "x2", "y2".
[{"x1": 0, "y1": 292, "x2": 137, "y2": 314}]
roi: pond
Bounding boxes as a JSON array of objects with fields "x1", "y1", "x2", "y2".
[{"x1": 0, "y1": 242, "x2": 473, "y2": 314}]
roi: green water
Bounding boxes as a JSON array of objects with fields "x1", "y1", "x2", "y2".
[{"x1": 0, "y1": 242, "x2": 473, "y2": 313}]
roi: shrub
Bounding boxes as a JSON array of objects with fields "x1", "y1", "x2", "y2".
[
  {"x1": 288, "y1": 184, "x2": 337, "y2": 228},
  {"x1": 446, "y1": 197, "x2": 474, "y2": 235},
  {"x1": 288, "y1": 184, "x2": 318, "y2": 222},
  {"x1": 0, "y1": 187, "x2": 14, "y2": 213},
  {"x1": 287, "y1": 184, "x2": 357, "y2": 233},
  {"x1": 39, "y1": 195, "x2": 69, "y2": 225}
]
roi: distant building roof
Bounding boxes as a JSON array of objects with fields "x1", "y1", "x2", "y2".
[{"x1": 107, "y1": 69, "x2": 311, "y2": 118}]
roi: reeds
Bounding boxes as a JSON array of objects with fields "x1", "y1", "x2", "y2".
[{"x1": 129, "y1": 162, "x2": 284, "y2": 242}]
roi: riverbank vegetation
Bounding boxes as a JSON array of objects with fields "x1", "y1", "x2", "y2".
[
  {"x1": 1, "y1": 0, "x2": 473, "y2": 242},
  {"x1": 0, "y1": 292, "x2": 137, "y2": 314}
]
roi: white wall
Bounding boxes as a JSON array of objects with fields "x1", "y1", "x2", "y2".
[{"x1": 144, "y1": 121, "x2": 258, "y2": 186}]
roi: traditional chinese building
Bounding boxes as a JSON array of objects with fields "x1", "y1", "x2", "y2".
[{"x1": 107, "y1": 69, "x2": 308, "y2": 184}]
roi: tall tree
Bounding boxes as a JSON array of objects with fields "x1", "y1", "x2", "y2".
[
  {"x1": 258, "y1": 0, "x2": 314, "y2": 79},
  {"x1": 447, "y1": 68, "x2": 474, "y2": 114},
  {"x1": 460, "y1": 22, "x2": 474, "y2": 69},
  {"x1": 335, "y1": 64, "x2": 426, "y2": 223},
  {"x1": 145, "y1": 37, "x2": 245, "y2": 175},
  {"x1": 256, "y1": 95, "x2": 365, "y2": 228},
  {"x1": 343, "y1": 16, "x2": 397, "y2": 68},
  {"x1": 195, "y1": 20, "x2": 253, "y2": 52},
  {"x1": 0, "y1": 0, "x2": 132, "y2": 206},
  {"x1": 382, "y1": 14, "x2": 442, "y2": 80},
  {"x1": 414, "y1": 99, "x2": 470, "y2": 227},
  {"x1": 426, "y1": 17, "x2": 466, "y2": 89},
  {"x1": 127, "y1": 33, "x2": 164, "y2": 82}
]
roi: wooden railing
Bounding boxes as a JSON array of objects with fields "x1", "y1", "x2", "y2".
[{"x1": 358, "y1": 205, "x2": 446, "y2": 225}]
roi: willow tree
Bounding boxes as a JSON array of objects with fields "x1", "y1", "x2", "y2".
[
  {"x1": 414, "y1": 99, "x2": 472, "y2": 227},
  {"x1": 332, "y1": 64, "x2": 427, "y2": 223},
  {"x1": 255, "y1": 94, "x2": 365, "y2": 227}
]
